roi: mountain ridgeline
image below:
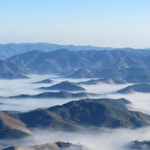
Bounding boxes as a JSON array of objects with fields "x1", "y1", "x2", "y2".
[
  {"x1": 117, "y1": 83, "x2": 150, "y2": 93},
  {"x1": 1, "y1": 98, "x2": 150, "y2": 140},
  {"x1": 0, "y1": 48, "x2": 149, "y2": 83},
  {"x1": 0, "y1": 44, "x2": 150, "y2": 150},
  {"x1": 0, "y1": 43, "x2": 109, "y2": 58}
]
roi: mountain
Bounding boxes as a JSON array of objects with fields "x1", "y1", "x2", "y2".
[
  {"x1": 1, "y1": 98, "x2": 150, "y2": 140},
  {"x1": 8, "y1": 49, "x2": 78, "y2": 74},
  {"x1": 70, "y1": 67, "x2": 150, "y2": 83},
  {"x1": 34, "y1": 78, "x2": 53, "y2": 84},
  {"x1": 7, "y1": 49, "x2": 150, "y2": 82},
  {"x1": 0, "y1": 42, "x2": 111, "y2": 58},
  {"x1": 2, "y1": 141, "x2": 87, "y2": 150},
  {"x1": 117, "y1": 84, "x2": 150, "y2": 93},
  {"x1": 40, "y1": 81, "x2": 85, "y2": 91},
  {"x1": 0, "y1": 59, "x2": 27, "y2": 79},
  {"x1": 19, "y1": 98, "x2": 150, "y2": 130},
  {"x1": 79, "y1": 77, "x2": 126, "y2": 85},
  {"x1": 0, "y1": 112, "x2": 31, "y2": 139},
  {"x1": 10, "y1": 91, "x2": 96, "y2": 99}
]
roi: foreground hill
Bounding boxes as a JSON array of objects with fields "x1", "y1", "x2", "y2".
[
  {"x1": 79, "y1": 77, "x2": 126, "y2": 84},
  {"x1": 2, "y1": 141, "x2": 87, "y2": 150},
  {"x1": 1, "y1": 98, "x2": 150, "y2": 140},
  {"x1": 7, "y1": 49, "x2": 150, "y2": 82},
  {"x1": 19, "y1": 98, "x2": 150, "y2": 130},
  {"x1": 0, "y1": 112, "x2": 31, "y2": 139},
  {"x1": 117, "y1": 84, "x2": 150, "y2": 93}
]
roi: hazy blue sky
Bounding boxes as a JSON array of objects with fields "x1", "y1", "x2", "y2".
[{"x1": 0, "y1": 0, "x2": 150, "y2": 48}]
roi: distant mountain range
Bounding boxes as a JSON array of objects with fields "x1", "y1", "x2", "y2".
[
  {"x1": 0, "y1": 42, "x2": 113, "y2": 58},
  {"x1": 0, "y1": 46, "x2": 150, "y2": 82},
  {"x1": 0, "y1": 59, "x2": 27, "y2": 79},
  {"x1": 0, "y1": 43, "x2": 150, "y2": 83}
]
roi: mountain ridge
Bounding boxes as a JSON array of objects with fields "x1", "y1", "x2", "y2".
[
  {"x1": 8, "y1": 49, "x2": 150, "y2": 77},
  {"x1": 0, "y1": 49, "x2": 150, "y2": 82},
  {"x1": 0, "y1": 42, "x2": 114, "y2": 58},
  {"x1": 117, "y1": 83, "x2": 150, "y2": 93},
  {"x1": 19, "y1": 98, "x2": 150, "y2": 130},
  {"x1": 1, "y1": 98, "x2": 150, "y2": 140}
]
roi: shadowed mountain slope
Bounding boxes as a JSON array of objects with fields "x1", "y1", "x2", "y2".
[
  {"x1": 0, "y1": 59, "x2": 27, "y2": 79},
  {"x1": 1, "y1": 98, "x2": 150, "y2": 140},
  {"x1": 117, "y1": 84, "x2": 150, "y2": 93},
  {"x1": 19, "y1": 98, "x2": 150, "y2": 130},
  {"x1": 0, "y1": 112, "x2": 31, "y2": 139},
  {"x1": 0, "y1": 42, "x2": 108, "y2": 58},
  {"x1": 9, "y1": 91, "x2": 96, "y2": 99},
  {"x1": 40, "y1": 81, "x2": 85, "y2": 91},
  {"x1": 7, "y1": 49, "x2": 150, "y2": 82}
]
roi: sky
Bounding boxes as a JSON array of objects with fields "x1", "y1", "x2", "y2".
[{"x1": 0, "y1": 0, "x2": 150, "y2": 48}]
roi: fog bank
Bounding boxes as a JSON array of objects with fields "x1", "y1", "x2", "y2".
[{"x1": 1, "y1": 127, "x2": 150, "y2": 150}]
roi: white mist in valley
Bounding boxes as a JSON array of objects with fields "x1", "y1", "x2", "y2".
[
  {"x1": 1, "y1": 127, "x2": 150, "y2": 150},
  {"x1": 0, "y1": 75, "x2": 150, "y2": 115},
  {"x1": 0, "y1": 75, "x2": 150, "y2": 150},
  {"x1": 0, "y1": 98, "x2": 72, "y2": 112},
  {"x1": 0, "y1": 75, "x2": 54, "y2": 111},
  {"x1": 80, "y1": 83, "x2": 132, "y2": 94},
  {"x1": 81, "y1": 82, "x2": 150, "y2": 115},
  {"x1": 105, "y1": 93, "x2": 150, "y2": 115},
  {"x1": 0, "y1": 74, "x2": 59, "y2": 97},
  {"x1": 0, "y1": 75, "x2": 94, "y2": 112}
]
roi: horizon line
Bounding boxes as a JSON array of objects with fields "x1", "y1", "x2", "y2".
[{"x1": 0, "y1": 42, "x2": 149, "y2": 50}]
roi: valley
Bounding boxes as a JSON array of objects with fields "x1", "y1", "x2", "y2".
[{"x1": 0, "y1": 47, "x2": 150, "y2": 150}]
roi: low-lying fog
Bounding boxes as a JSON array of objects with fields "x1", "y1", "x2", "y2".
[
  {"x1": 1, "y1": 127, "x2": 150, "y2": 150},
  {"x1": 105, "y1": 93, "x2": 150, "y2": 115},
  {"x1": 31, "y1": 127, "x2": 150, "y2": 150},
  {"x1": 0, "y1": 75, "x2": 150, "y2": 149},
  {"x1": 0, "y1": 74, "x2": 149, "y2": 115},
  {"x1": 0, "y1": 75, "x2": 128, "y2": 111}
]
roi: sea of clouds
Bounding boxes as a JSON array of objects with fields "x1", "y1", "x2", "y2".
[{"x1": 0, "y1": 74, "x2": 150, "y2": 149}]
